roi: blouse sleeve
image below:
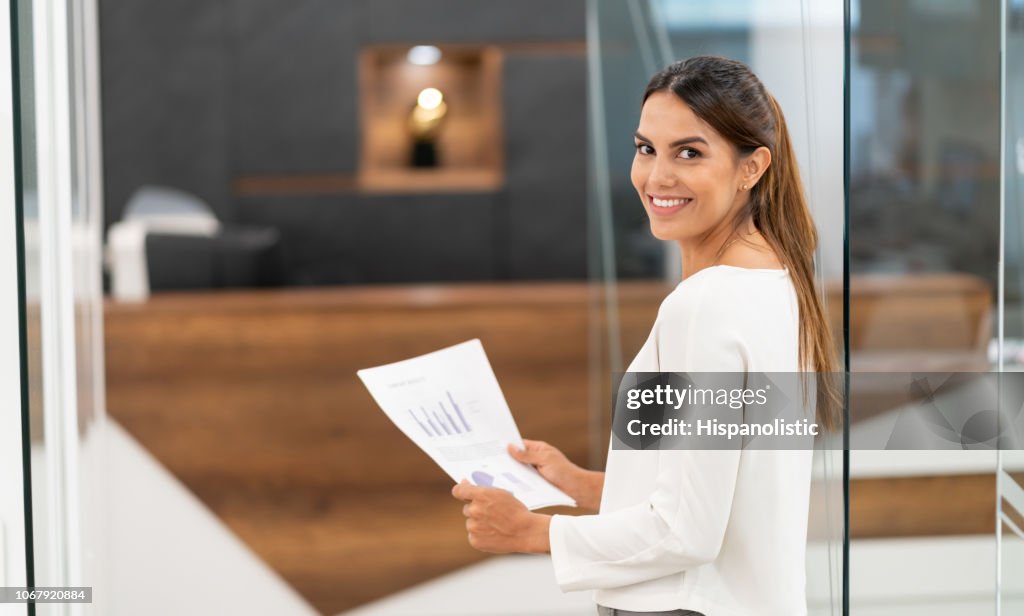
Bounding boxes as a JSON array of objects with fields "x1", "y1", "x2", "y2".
[{"x1": 548, "y1": 282, "x2": 747, "y2": 592}]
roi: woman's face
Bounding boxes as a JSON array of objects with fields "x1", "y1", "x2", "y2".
[{"x1": 631, "y1": 91, "x2": 751, "y2": 244}]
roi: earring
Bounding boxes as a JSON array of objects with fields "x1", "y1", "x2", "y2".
[{"x1": 742, "y1": 184, "x2": 749, "y2": 190}]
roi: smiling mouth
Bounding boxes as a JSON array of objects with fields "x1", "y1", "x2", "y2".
[{"x1": 647, "y1": 195, "x2": 693, "y2": 208}]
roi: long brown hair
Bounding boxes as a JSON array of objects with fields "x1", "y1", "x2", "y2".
[{"x1": 643, "y1": 56, "x2": 841, "y2": 430}]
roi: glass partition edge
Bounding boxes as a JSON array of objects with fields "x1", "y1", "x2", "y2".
[{"x1": 2, "y1": 0, "x2": 31, "y2": 613}]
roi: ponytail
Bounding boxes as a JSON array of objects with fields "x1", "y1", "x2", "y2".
[{"x1": 756, "y1": 95, "x2": 842, "y2": 430}]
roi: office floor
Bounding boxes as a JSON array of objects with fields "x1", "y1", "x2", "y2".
[
  {"x1": 92, "y1": 420, "x2": 318, "y2": 615},
  {"x1": 339, "y1": 537, "x2": 1024, "y2": 616},
  {"x1": 45, "y1": 417, "x2": 1024, "y2": 616},
  {"x1": 337, "y1": 554, "x2": 595, "y2": 616}
]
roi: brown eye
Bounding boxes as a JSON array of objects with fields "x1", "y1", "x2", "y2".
[
  {"x1": 635, "y1": 143, "x2": 654, "y2": 155},
  {"x1": 678, "y1": 148, "x2": 700, "y2": 160}
]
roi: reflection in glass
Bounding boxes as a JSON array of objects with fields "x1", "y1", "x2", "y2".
[
  {"x1": 849, "y1": 0, "x2": 1000, "y2": 375},
  {"x1": 18, "y1": 0, "x2": 107, "y2": 609},
  {"x1": 849, "y1": 0, "x2": 1004, "y2": 613}
]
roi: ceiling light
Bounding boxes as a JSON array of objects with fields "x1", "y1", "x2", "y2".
[{"x1": 407, "y1": 45, "x2": 441, "y2": 66}]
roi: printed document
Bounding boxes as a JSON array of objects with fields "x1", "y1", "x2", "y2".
[{"x1": 357, "y1": 339, "x2": 576, "y2": 510}]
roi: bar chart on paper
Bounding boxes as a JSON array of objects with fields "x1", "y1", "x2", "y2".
[
  {"x1": 357, "y1": 339, "x2": 575, "y2": 509},
  {"x1": 408, "y1": 391, "x2": 472, "y2": 438}
]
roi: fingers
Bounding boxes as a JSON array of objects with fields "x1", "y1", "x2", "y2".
[
  {"x1": 508, "y1": 440, "x2": 548, "y2": 463},
  {"x1": 507, "y1": 443, "x2": 527, "y2": 460},
  {"x1": 458, "y1": 487, "x2": 519, "y2": 554},
  {"x1": 453, "y1": 480, "x2": 507, "y2": 502},
  {"x1": 451, "y1": 479, "x2": 481, "y2": 501},
  {"x1": 467, "y1": 532, "x2": 492, "y2": 552},
  {"x1": 465, "y1": 519, "x2": 492, "y2": 534},
  {"x1": 521, "y1": 439, "x2": 548, "y2": 451}
]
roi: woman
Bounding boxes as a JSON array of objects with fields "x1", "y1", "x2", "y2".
[{"x1": 452, "y1": 56, "x2": 839, "y2": 616}]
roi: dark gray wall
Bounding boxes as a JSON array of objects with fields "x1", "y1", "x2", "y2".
[
  {"x1": 101, "y1": 0, "x2": 231, "y2": 225},
  {"x1": 230, "y1": 0, "x2": 360, "y2": 176},
  {"x1": 502, "y1": 53, "x2": 588, "y2": 279},
  {"x1": 99, "y1": 0, "x2": 588, "y2": 284}
]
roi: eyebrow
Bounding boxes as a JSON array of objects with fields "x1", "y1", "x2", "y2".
[{"x1": 633, "y1": 132, "x2": 709, "y2": 147}]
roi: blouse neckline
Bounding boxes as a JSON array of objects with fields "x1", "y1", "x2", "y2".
[{"x1": 678, "y1": 264, "x2": 790, "y2": 286}]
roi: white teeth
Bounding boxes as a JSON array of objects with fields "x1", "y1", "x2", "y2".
[{"x1": 651, "y1": 197, "x2": 691, "y2": 207}]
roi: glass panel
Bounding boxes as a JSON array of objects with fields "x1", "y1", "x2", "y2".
[
  {"x1": 67, "y1": 0, "x2": 107, "y2": 606},
  {"x1": 91, "y1": 3, "x2": 597, "y2": 614},
  {"x1": 16, "y1": 0, "x2": 106, "y2": 612},
  {"x1": 14, "y1": 2, "x2": 44, "y2": 608},
  {"x1": 586, "y1": 1, "x2": 846, "y2": 613},
  {"x1": 1, "y1": 0, "x2": 31, "y2": 603},
  {"x1": 999, "y1": 453, "x2": 1024, "y2": 613},
  {"x1": 1000, "y1": 0, "x2": 1024, "y2": 611},
  {"x1": 849, "y1": 0, "x2": 1003, "y2": 613}
]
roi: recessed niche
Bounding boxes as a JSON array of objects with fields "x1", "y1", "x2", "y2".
[{"x1": 358, "y1": 44, "x2": 504, "y2": 192}]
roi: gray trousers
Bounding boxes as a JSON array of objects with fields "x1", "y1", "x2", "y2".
[{"x1": 596, "y1": 606, "x2": 705, "y2": 616}]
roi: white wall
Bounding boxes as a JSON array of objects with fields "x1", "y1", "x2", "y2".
[{"x1": 751, "y1": 0, "x2": 845, "y2": 279}]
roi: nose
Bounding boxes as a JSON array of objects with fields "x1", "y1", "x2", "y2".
[{"x1": 649, "y1": 154, "x2": 678, "y2": 189}]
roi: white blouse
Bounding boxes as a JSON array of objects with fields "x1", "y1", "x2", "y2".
[{"x1": 548, "y1": 265, "x2": 813, "y2": 616}]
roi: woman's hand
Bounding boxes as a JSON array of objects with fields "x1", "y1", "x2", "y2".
[
  {"x1": 508, "y1": 439, "x2": 604, "y2": 511},
  {"x1": 451, "y1": 480, "x2": 550, "y2": 554}
]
